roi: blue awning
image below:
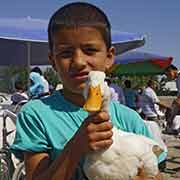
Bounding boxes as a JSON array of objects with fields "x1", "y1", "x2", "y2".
[{"x1": 0, "y1": 17, "x2": 145, "y2": 66}]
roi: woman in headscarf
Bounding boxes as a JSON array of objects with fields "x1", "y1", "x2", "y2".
[{"x1": 29, "y1": 72, "x2": 45, "y2": 98}]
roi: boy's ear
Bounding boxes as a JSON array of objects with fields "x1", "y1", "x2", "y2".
[
  {"x1": 105, "y1": 46, "x2": 115, "y2": 71},
  {"x1": 48, "y1": 52, "x2": 57, "y2": 71}
]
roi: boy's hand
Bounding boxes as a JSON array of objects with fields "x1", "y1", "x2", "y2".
[
  {"x1": 133, "y1": 167, "x2": 163, "y2": 180},
  {"x1": 75, "y1": 111, "x2": 113, "y2": 154}
]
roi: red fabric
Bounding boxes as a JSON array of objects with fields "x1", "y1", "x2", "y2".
[{"x1": 151, "y1": 57, "x2": 173, "y2": 68}]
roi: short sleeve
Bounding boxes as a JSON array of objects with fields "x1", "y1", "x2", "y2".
[
  {"x1": 125, "y1": 108, "x2": 153, "y2": 138},
  {"x1": 10, "y1": 111, "x2": 51, "y2": 160}
]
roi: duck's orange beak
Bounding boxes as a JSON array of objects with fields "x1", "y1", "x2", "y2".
[{"x1": 83, "y1": 84, "x2": 102, "y2": 112}]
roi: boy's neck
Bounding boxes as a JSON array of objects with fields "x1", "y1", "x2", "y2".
[{"x1": 62, "y1": 89, "x2": 85, "y2": 107}]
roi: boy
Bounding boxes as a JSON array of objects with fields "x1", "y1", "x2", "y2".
[{"x1": 11, "y1": 2, "x2": 164, "y2": 180}]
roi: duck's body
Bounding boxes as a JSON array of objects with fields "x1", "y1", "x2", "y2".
[
  {"x1": 84, "y1": 127, "x2": 160, "y2": 180},
  {"x1": 83, "y1": 71, "x2": 162, "y2": 180}
]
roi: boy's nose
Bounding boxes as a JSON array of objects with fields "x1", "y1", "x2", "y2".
[{"x1": 71, "y1": 49, "x2": 86, "y2": 70}]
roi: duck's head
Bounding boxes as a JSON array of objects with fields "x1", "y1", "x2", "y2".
[{"x1": 83, "y1": 71, "x2": 110, "y2": 113}]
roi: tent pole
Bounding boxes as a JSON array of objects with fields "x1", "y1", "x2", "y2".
[{"x1": 27, "y1": 42, "x2": 31, "y2": 87}]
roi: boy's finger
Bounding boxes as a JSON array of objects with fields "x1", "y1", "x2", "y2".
[
  {"x1": 95, "y1": 121, "x2": 113, "y2": 131},
  {"x1": 88, "y1": 130, "x2": 113, "y2": 142},
  {"x1": 86, "y1": 121, "x2": 112, "y2": 133},
  {"x1": 92, "y1": 111, "x2": 110, "y2": 123},
  {"x1": 90, "y1": 139, "x2": 113, "y2": 151}
]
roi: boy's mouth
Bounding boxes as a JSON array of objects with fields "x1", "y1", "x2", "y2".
[{"x1": 70, "y1": 71, "x2": 89, "y2": 81}]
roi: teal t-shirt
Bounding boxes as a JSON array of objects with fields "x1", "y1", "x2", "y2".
[{"x1": 11, "y1": 91, "x2": 166, "y2": 178}]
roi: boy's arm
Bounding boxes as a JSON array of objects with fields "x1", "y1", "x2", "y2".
[
  {"x1": 133, "y1": 167, "x2": 163, "y2": 180},
  {"x1": 24, "y1": 134, "x2": 83, "y2": 180},
  {"x1": 24, "y1": 111, "x2": 113, "y2": 180}
]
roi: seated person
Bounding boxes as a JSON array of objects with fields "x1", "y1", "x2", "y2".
[
  {"x1": 31, "y1": 67, "x2": 50, "y2": 94},
  {"x1": 11, "y1": 80, "x2": 28, "y2": 105},
  {"x1": 29, "y1": 72, "x2": 47, "y2": 98}
]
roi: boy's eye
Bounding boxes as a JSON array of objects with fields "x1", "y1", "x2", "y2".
[
  {"x1": 55, "y1": 50, "x2": 73, "y2": 58},
  {"x1": 84, "y1": 48, "x2": 98, "y2": 55}
]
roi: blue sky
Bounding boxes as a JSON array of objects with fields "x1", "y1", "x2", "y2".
[{"x1": 1, "y1": 0, "x2": 180, "y2": 68}]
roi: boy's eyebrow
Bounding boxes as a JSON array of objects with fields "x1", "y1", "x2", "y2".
[
  {"x1": 55, "y1": 42, "x2": 101, "y2": 49},
  {"x1": 82, "y1": 42, "x2": 101, "y2": 46},
  {"x1": 54, "y1": 44, "x2": 74, "y2": 50}
]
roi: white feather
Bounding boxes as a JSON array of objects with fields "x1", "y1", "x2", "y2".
[{"x1": 83, "y1": 71, "x2": 161, "y2": 180}]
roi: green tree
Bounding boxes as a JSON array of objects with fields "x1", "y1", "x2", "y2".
[
  {"x1": 0, "y1": 66, "x2": 29, "y2": 93},
  {"x1": 43, "y1": 67, "x2": 59, "y2": 88},
  {"x1": 111, "y1": 75, "x2": 158, "y2": 89}
]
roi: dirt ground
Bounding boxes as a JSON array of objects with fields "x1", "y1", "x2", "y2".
[
  {"x1": 161, "y1": 134, "x2": 180, "y2": 180},
  {"x1": 158, "y1": 96, "x2": 180, "y2": 179}
]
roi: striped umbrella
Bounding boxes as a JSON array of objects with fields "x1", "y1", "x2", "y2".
[{"x1": 110, "y1": 51, "x2": 173, "y2": 76}]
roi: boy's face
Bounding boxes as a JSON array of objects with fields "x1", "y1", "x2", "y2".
[{"x1": 49, "y1": 26, "x2": 115, "y2": 95}]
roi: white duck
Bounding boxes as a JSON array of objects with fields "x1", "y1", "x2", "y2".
[{"x1": 83, "y1": 71, "x2": 163, "y2": 180}]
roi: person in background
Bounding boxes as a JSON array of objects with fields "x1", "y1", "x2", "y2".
[
  {"x1": 165, "y1": 65, "x2": 180, "y2": 134},
  {"x1": 140, "y1": 81, "x2": 168, "y2": 170},
  {"x1": 106, "y1": 78, "x2": 125, "y2": 103},
  {"x1": 136, "y1": 87, "x2": 144, "y2": 114},
  {"x1": 123, "y1": 79, "x2": 138, "y2": 110},
  {"x1": 106, "y1": 77, "x2": 125, "y2": 104},
  {"x1": 11, "y1": 80, "x2": 28, "y2": 105},
  {"x1": 29, "y1": 71, "x2": 45, "y2": 98},
  {"x1": 31, "y1": 67, "x2": 50, "y2": 94},
  {"x1": 141, "y1": 80, "x2": 165, "y2": 122},
  {"x1": 11, "y1": 2, "x2": 164, "y2": 180}
]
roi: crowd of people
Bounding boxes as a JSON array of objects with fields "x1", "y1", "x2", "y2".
[
  {"x1": 108, "y1": 74, "x2": 180, "y2": 134},
  {"x1": 107, "y1": 78, "x2": 165, "y2": 121}
]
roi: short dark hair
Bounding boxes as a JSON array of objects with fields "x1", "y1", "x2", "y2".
[
  {"x1": 31, "y1": 67, "x2": 42, "y2": 75},
  {"x1": 15, "y1": 80, "x2": 24, "y2": 90},
  {"x1": 124, "y1": 80, "x2": 131, "y2": 88},
  {"x1": 147, "y1": 80, "x2": 155, "y2": 87},
  {"x1": 48, "y1": 2, "x2": 111, "y2": 52},
  {"x1": 166, "y1": 64, "x2": 178, "y2": 72}
]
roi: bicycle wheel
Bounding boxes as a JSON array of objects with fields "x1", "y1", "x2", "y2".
[
  {"x1": 0, "y1": 95, "x2": 8, "y2": 103},
  {"x1": 0, "y1": 157, "x2": 11, "y2": 180},
  {"x1": 12, "y1": 162, "x2": 26, "y2": 180}
]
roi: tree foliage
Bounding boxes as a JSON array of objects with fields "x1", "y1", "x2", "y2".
[
  {"x1": 43, "y1": 67, "x2": 59, "y2": 88},
  {"x1": 0, "y1": 66, "x2": 29, "y2": 93}
]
